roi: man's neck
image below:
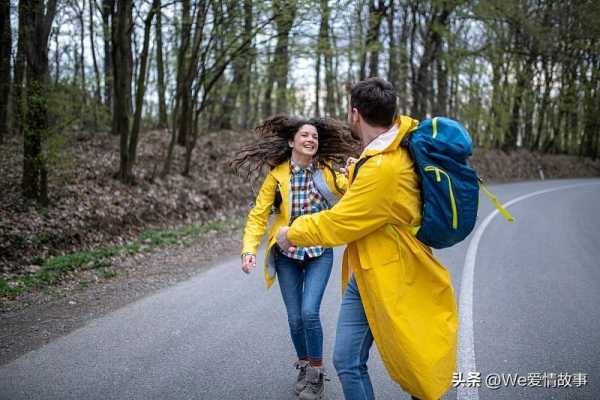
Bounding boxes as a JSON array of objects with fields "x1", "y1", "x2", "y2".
[{"x1": 361, "y1": 123, "x2": 394, "y2": 151}]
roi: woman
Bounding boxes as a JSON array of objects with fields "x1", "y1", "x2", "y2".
[{"x1": 233, "y1": 115, "x2": 357, "y2": 400}]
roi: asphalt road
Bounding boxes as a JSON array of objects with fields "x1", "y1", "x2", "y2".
[{"x1": 1, "y1": 178, "x2": 599, "y2": 400}]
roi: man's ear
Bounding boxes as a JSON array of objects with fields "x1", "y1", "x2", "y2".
[{"x1": 352, "y1": 108, "x2": 360, "y2": 125}]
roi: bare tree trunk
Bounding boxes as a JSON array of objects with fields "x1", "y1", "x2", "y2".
[
  {"x1": 522, "y1": 68, "x2": 536, "y2": 150},
  {"x1": 22, "y1": 0, "x2": 58, "y2": 206},
  {"x1": 77, "y1": 0, "x2": 87, "y2": 128},
  {"x1": 331, "y1": 31, "x2": 345, "y2": 118},
  {"x1": 320, "y1": 0, "x2": 335, "y2": 116},
  {"x1": 411, "y1": 5, "x2": 452, "y2": 120},
  {"x1": 162, "y1": 0, "x2": 209, "y2": 177},
  {"x1": 407, "y1": 2, "x2": 418, "y2": 114},
  {"x1": 358, "y1": 1, "x2": 366, "y2": 80},
  {"x1": 504, "y1": 64, "x2": 525, "y2": 151},
  {"x1": 366, "y1": 0, "x2": 385, "y2": 78},
  {"x1": 566, "y1": 62, "x2": 579, "y2": 155},
  {"x1": 533, "y1": 56, "x2": 553, "y2": 151},
  {"x1": 505, "y1": 36, "x2": 534, "y2": 152},
  {"x1": 220, "y1": 1, "x2": 244, "y2": 129},
  {"x1": 252, "y1": 57, "x2": 261, "y2": 124},
  {"x1": 89, "y1": 0, "x2": 102, "y2": 130},
  {"x1": 12, "y1": 0, "x2": 27, "y2": 136},
  {"x1": 112, "y1": 0, "x2": 133, "y2": 182},
  {"x1": 387, "y1": 0, "x2": 398, "y2": 92},
  {"x1": 433, "y1": 55, "x2": 448, "y2": 116},
  {"x1": 315, "y1": 0, "x2": 335, "y2": 116},
  {"x1": 53, "y1": 26, "x2": 60, "y2": 84},
  {"x1": 0, "y1": 0, "x2": 11, "y2": 143},
  {"x1": 155, "y1": 0, "x2": 168, "y2": 128},
  {"x1": 240, "y1": 0, "x2": 253, "y2": 128},
  {"x1": 396, "y1": 3, "x2": 410, "y2": 115},
  {"x1": 273, "y1": 0, "x2": 296, "y2": 114},
  {"x1": 127, "y1": 0, "x2": 160, "y2": 178},
  {"x1": 262, "y1": 45, "x2": 275, "y2": 117},
  {"x1": 101, "y1": 0, "x2": 115, "y2": 133},
  {"x1": 175, "y1": 0, "x2": 192, "y2": 146},
  {"x1": 581, "y1": 54, "x2": 599, "y2": 158},
  {"x1": 315, "y1": 25, "x2": 322, "y2": 116}
]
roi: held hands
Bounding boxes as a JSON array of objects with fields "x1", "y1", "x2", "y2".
[
  {"x1": 241, "y1": 253, "x2": 256, "y2": 274},
  {"x1": 276, "y1": 227, "x2": 296, "y2": 253}
]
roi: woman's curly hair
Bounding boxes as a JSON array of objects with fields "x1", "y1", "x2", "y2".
[{"x1": 231, "y1": 114, "x2": 360, "y2": 193}]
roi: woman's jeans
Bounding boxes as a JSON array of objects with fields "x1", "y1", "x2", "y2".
[
  {"x1": 332, "y1": 274, "x2": 376, "y2": 400},
  {"x1": 275, "y1": 248, "x2": 333, "y2": 362}
]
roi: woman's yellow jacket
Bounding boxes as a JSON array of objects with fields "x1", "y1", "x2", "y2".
[
  {"x1": 241, "y1": 161, "x2": 347, "y2": 288},
  {"x1": 287, "y1": 115, "x2": 458, "y2": 400}
]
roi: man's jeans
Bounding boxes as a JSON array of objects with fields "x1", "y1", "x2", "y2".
[
  {"x1": 275, "y1": 248, "x2": 334, "y2": 361},
  {"x1": 333, "y1": 274, "x2": 422, "y2": 400},
  {"x1": 332, "y1": 274, "x2": 376, "y2": 400}
]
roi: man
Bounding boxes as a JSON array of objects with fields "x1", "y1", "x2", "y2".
[{"x1": 277, "y1": 77, "x2": 458, "y2": 400}]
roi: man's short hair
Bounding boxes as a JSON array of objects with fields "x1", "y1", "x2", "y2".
[{"x1": 350, "y1": 77, "x2": 397, "y2": 127}]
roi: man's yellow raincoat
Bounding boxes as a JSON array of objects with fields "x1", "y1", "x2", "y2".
[
  {"x1": 241, "y1": 161, "x2": 347, "y2": 288},
  {"x1": 287, "y1": 115, "x2": 458, "y2": 400}
]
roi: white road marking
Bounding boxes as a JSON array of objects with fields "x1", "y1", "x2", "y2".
[{"x1": 457, "y1": 182, "x2": 600, "y2": 400}]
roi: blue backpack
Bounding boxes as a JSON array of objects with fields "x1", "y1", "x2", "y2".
[
  {"x1": 405, "y1": 117, "x2": 514, "y2": 248},
  {"x1": 354, "y1": 117, "x2": 513, "y2": 249}
]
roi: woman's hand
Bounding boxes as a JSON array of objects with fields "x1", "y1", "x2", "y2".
[
  {"x1": 340, "y1": 157, "x2": 358, "y2": 177},
  {"x1": 241, "y1": 253, "x2": 256, "y2": 274}
]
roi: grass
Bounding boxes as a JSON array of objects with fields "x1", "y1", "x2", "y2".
[{"x1": 0, "y1": 217, "x2": 243, "y2": 300}]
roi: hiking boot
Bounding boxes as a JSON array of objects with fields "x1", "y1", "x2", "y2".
[
  {"x1": 293, "y1": 359, "x2": 309, "y2": 395},
  {"x1": 298, "y1": 365, "x2": 328, "y2": 400}
]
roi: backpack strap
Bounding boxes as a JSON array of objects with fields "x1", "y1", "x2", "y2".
[
  {"x1": 351, "y1": 156, "x2": 373, "y2": 182},
  {"x1": 479, "y1": 182, "x2": 515, "y2": 222},
  {"x1": 271, "y1": 184, "x2": 282, "y2": 214},
  {"x1": 313, "y1": 169, "x2": 340, "y2": 208}
]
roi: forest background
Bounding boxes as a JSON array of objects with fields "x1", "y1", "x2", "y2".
[{"x1": 0, "y1": 0, "x2": 599, "y2": 300}]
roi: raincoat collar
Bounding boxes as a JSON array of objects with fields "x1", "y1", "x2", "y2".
[
  {"x1": 290, "y1": 159, "x2": 314, "y2": 174},
  {"x1": 360, "y1": 115, "x2": 419, "y2": 158}
]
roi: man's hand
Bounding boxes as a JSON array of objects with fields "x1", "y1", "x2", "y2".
[{"x1": 277, "y1": 227, "x2": 297, "y2": 253}]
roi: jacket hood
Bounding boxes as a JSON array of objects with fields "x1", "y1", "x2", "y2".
[{"x1": 361, "y1": 115, "x2": 419, "y2": 158}]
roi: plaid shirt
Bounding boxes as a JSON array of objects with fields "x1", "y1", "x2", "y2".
[{"x1": 280, "y1": 160, "x2": 325, "y2": 260}]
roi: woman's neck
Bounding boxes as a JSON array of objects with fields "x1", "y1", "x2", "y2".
[{"x1": 291, "y1": 152, "x2": 312, "y2": 168}]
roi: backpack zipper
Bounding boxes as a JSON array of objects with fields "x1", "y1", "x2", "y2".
[{"x1": 424, "y1": 165, "x2": 458, "y2": 229}]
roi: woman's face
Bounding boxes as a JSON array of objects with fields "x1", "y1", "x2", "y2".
[{"x1": 289, "y1": 124, "x2": 319, "y2": 158}]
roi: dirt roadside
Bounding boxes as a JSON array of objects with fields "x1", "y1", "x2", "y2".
[{"x1": 0, "y1": 222, "x2": 244, "y2": 366}]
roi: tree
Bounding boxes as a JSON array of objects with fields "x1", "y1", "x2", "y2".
[
  {"x1": 155, "y1": 0, "x2": 167, "y2": 128},
  {"x1": 263, "y1": 0, "x2": 297, "y2": 116},
  {"x1": 100, "y1": 0, "x2": 115, "y2": 133},
  {"x1": 365, "y1": 0, "x2": 386, "y2": 78},
  {"x1": 89, "y1": 0, "x2": 103, "y2": 129},
  {"x1": 12, "y1": 0, "x2": 27, "y2": 136},
  {"x1": 219, "y1": 1, "x2": 246, "y2": 129},
  {"x1": 112, "y1": 0, "x2": 160, "y2": 183},
  {"x1": 111, "y1": 0, "x2": 134, "y2": 182},
  {"x1": 315, "y1": 0, "x2": 336, "y2": 116},
  {"x1": 411, "y1": 1, "x2": 454, "y2": 120},
  {"x1": 174, "y1": 0, "x2": 193, "y2": 146},
  {"x1": 240, "y1": 0, "x2": 254, "y2": 128},
  {"x1": 21, "y1": 0, "x2": 59, "y2": 205},
  {"x1": 0, "y1": 0, "x2": 11, "y2": 143}
]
